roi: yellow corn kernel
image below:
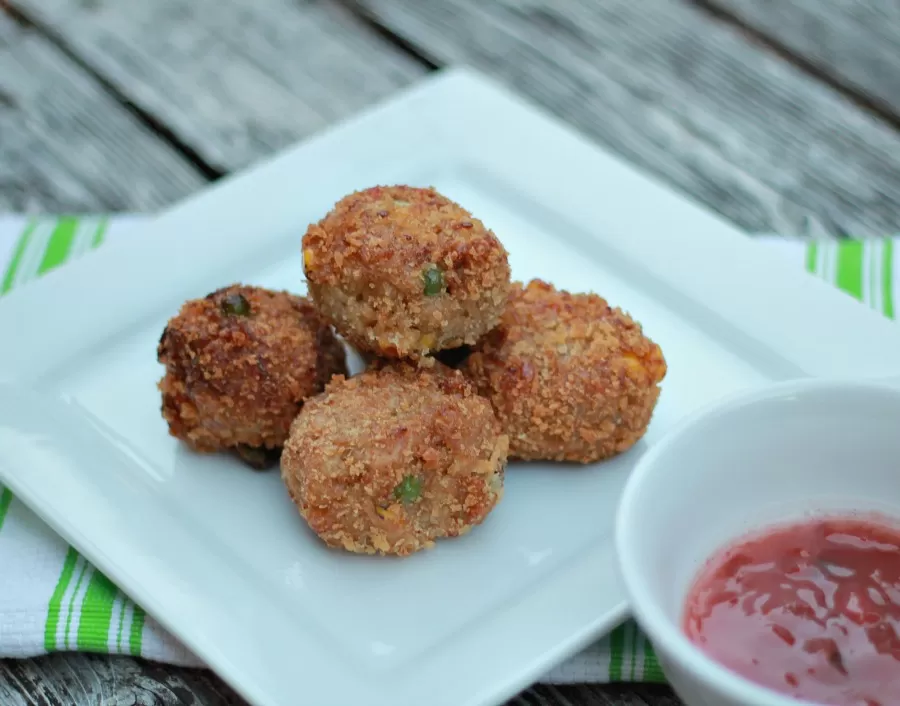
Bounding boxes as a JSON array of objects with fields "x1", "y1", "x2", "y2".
[
  {"x1": 621, "y1": 353, "x2": 646, "y2": 380},
  {"x1": 303, "y1": 249, "x2": 315, "y2": 270},
  {"x1": 645, "y1": 346, "x2": 668, "y2": 383},
  {"x1": 419, "y1": 333, "x2": 436, "y2": 349},
  {"x1": 376, "y1": 504, "x2": 401, "y2": 523}
]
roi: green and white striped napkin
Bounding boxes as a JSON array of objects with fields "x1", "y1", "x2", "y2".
[{"x1": 0, "y1": 215, "x2": 896, "y2": 684}]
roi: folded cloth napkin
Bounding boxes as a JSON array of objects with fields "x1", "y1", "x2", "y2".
[{"x1": 0, "y1": 216, "x2": 895, "y2": 683}]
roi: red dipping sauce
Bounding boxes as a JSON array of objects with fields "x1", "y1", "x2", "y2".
[{"x1": 683, "y1": 516, "x2": 900, "y2": 706}]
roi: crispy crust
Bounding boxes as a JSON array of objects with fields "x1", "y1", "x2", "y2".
[
  {"x1": 157, "y1": 284, "x2": 347, "y2": 454},
  {"x1": 281, "y1": 362, "x2": 508, "y2": 556},
  {"x1": 462, "y1": 279, "x2": 667, "y2": 463},
  {"x1": 302, "y1": 185, "x2": 510, "y2": 359}
]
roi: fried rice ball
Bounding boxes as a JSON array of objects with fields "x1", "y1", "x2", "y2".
[
  {"x1": 157, "y1": 284, "x2": 347, "y2": 466},
  {"x1": 302, "y1": 185, "x2": 511, "y2": 359},
  {"x1": 461, "y1": 279, "x2": 667, "y2": 464},
  {"x1": 281, "y1": 362, "x2": 508, "y2": 556}
]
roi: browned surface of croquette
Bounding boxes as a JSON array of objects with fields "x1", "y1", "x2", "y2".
[
  {"x1": 302, "y1": 185, "x2": 510, "y2": 359},
  {"x1": 157, "y1": 284, "x2": 347, "y2": 453},
  {"x1": 281, "y1": 363, "x2": 508, "y2": 556},
  {"x1": 462, "y1": 279, "x2": 667, "y2": 463}
]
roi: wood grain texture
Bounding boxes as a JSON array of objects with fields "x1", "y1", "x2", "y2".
[
  {"x1": 0, "y1": 654, "x2": 245, "y2": 705},
  {"x1": 0, "y1": 11, "x2": 205, "y2": 212},
  {"x1": 8, "y1": 0, "x2": 427, "y2": 173},
  {"x1": 704, "y1": 0, "x2": 900, "y2": 120},
  {"x1": 511, "y1": 684, "x2": 681, "y2": 706},
  {"x1": 0, "y1": 654, "x2": 682, "y2": 706},
  {"x1": 348, "y1": 0, "x2": 900, "y2": 238}
]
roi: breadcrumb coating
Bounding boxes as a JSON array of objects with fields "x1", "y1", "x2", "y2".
[
  {"x1": 462, "y1": 279, "x2": 666, "y2": 463},
  {"x1": 302, "y1": 185, "x2": 510, "y2": 359},
  {"x1": 157, "y1": 284, "x2": 347, "y2": 459},
  {"x1": 281, "y1": 362, "x2": 508, "y2": 556}
]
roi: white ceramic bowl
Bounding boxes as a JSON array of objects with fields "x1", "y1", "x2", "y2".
[{"x1": 615, "y1": 377, "x2": 900, "y2": 706}]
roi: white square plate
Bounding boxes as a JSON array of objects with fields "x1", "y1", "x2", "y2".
[{"x1": 2, "y1": 67, "x2": 899, "y2": 706}]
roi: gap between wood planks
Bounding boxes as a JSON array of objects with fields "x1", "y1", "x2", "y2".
[
  {"x1": 6, "y1": 0, "x2": 898, "y2": 184},
  {"x1": 2, "y1": 1, "x2": 225, "y2": 180},
  {"x1": 331, "y1": 0, "x2": 440, "y2": 70},
  {"x1": 350, "y1": 0, "x2": 900, "y2": 137},
  {"x1": 1, "y1": 0, "x2": 439, "y2": 183},
  {"x1": 691, "y1": 0, "x2": 900, "y2": 132}
]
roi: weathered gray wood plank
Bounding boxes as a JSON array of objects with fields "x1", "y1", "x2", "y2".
[
  {"x1": 8, "y1": 0, "x2": 427, "y2": 173},
  {"x1": 0, "y1": 653, "x2": 246, "y2": 705},
  {"x1": 0, "y1": 10, "x2": 206, "y2": 212},
  {"x1": 704, "y1": 0, "x2": 900, "y2": 120},
  {"x1": 347, "y1": 0, "x2": 900, "y2": 239},
  {"x1": 0, "y1": 653, "x2": 681, "y2": 706},
  {"x1": 512, "y1": 684, "x2": 681, "y2": 706}
]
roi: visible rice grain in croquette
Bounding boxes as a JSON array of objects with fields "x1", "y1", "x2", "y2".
[
  {"x1": 302, "y1": 185, "x2": 510, "y2": 359},
  {"x1": 462, "y1": 279, "x2": 667, "y2": 464},
  {"x1": 157, "y1": 285, "x2": 347, "y2": 459},
  {"x1": 281, "y1": 363, "x2": 508, "y2": 556}
]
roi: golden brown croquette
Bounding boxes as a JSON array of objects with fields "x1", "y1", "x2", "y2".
[
  {"x1": 281, "y1": 362, "x2": 508, "y2": 556},
  {"x1": 302, "y1": 185, "x2": 510, "y2": 359},
  {"x1": 157, "y1": 284, "x2": 347, "y2": 465},
  {"x1": 462, "y1": 279, "x2": 666, "y2": 464}
]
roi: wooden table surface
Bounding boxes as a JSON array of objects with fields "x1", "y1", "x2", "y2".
[{"x1": 1, "y1": 0, "x2": 898, "y2": 704}]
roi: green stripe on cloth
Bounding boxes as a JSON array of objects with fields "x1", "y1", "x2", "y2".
[
  {"x1": 884, "y1": 240, "x2": 894, "y2": 319},
  {"x1": 76, "y1": 571, "x2": 118, "y2": 652},
  {"x1": 64, "y1": 561, "x2": 90, "y2": 649},
  {"x1": 627, "y1": 623, "x2": 638, "y2": 680},
  {"x1": 1, "y1": 219, "x2": 37, "y2": 294},
  {"x1": 44, "y1": 547, "x2": 79, "y2": 651},
  {"x1": 91, "y1": 218, "x2": 109, "y2": 249},
  {"x1": 129, "y1": 605, "x2": 146, "y2": 656},
  {"x1": 835, "y1": 239, "x2": 864, "y2": 301},
  {"x1": 116, "y1": 594, "x2": 127, "y2": 651},
  {"x1": 37, "y1": 217, "x2": 79, "y2": 276},
  {"x1": 805, "y1": 241, "x2": 818, "y2": 274},
  {"x1": 608, "y1": 623, "x2": 626, "y2": 681},
  {"x1": 0, "y1": 488, "x2": 12, "y2": 533},
  {"x1": 644, "y1": 629, "x2": 665, "y2": 681}
]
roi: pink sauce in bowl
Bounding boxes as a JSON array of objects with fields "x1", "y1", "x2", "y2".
[{"x1": 683, "y1": 516, "x2": 900, "y2": 706}]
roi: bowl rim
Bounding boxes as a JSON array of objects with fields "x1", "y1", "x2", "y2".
[{"x1": 615, "y1": 376, "x2": 900, "y2": 706}]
